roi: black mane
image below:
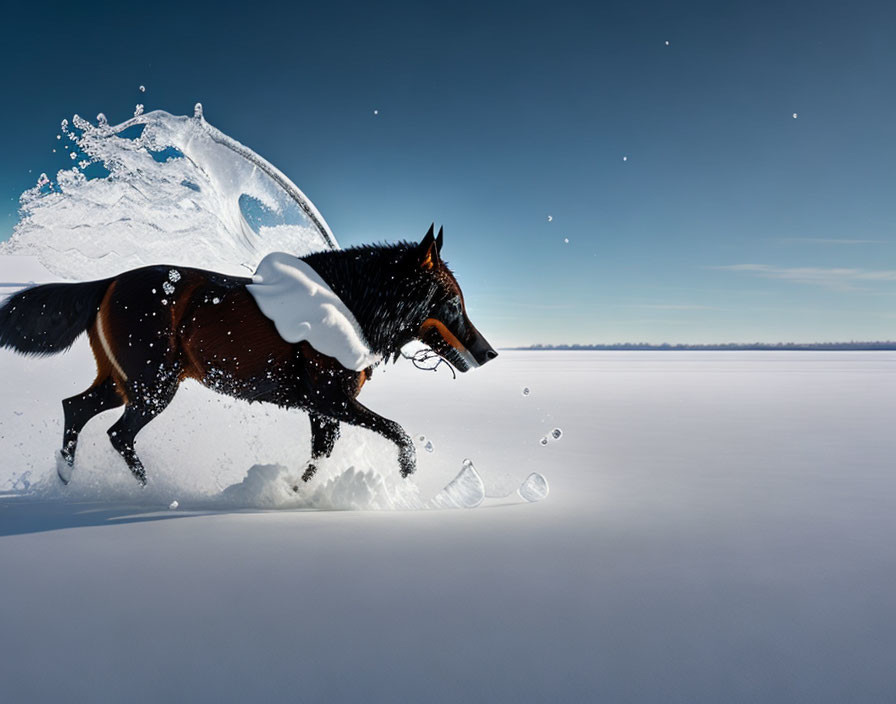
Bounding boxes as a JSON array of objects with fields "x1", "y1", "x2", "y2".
[{"x1": 302, "y1": 242, "x2": 441, "y2": 358}]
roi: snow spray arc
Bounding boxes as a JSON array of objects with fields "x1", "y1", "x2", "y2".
[{"x1": 3, "y1": 106, "x2": 337, "y2": 279}]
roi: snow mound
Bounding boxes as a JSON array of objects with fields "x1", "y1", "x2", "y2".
[{"x1": 217, "y1": 463, "x2": 426, "y2": 511}]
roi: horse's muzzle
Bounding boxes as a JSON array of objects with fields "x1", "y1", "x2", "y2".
[{"x1": 467, "y1": 332, "x2": 498, "y2": 368}]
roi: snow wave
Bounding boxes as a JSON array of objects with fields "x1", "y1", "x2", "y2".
[{"x1": 2, "y1": 106, "x2": 336, "y2": 279}]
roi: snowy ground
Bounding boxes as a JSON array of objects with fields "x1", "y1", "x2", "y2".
[{"x1": 3, "y1": 345, "x2": 896, "y2": 701}]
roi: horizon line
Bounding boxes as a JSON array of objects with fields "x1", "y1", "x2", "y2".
[{"x1": 503, "y1": 341, "x2": 896, "y2": 351}]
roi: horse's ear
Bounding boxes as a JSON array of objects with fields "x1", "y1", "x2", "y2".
[
  {"x1": 436, "y1": 226, "x2": 444, "y2": 253},
  {"x1": 418, "y1": 223, "x2": 440, "y2": 271}
]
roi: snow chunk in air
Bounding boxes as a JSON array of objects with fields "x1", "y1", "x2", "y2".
[{"x1": 519, "y1": 473, "x2": 549, "y2": 502}]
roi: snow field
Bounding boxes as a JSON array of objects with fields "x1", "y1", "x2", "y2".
[{"x1": 2, "y1": 351, "x2": 896, "y2": 701}]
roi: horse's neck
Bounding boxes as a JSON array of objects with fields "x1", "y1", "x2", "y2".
[{"x1": 303, "y1": 247, "x2": 428, "y2": 356}]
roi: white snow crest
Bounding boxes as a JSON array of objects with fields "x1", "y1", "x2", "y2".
[
  {"x1": 216, "y1": 464, "x2": 422, "y2": 511},
  {"x1": 218, "y1": 463, "x2": 486, "y2": 511},
  {"x1": 2, "y1": 109, "x2": 337, "y2": 280},
  {"x1": 247, "y1": 253, "x2": 380, "y2": 371}
]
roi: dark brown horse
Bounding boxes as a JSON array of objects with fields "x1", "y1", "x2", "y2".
[{"x1": 0, "y1": 226, "x2": 497, "y2": 485}]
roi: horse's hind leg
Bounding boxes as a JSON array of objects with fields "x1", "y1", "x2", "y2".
[
  {"x1": 58, "y1": 376, "x2": 124, "y2": 483},
  {"x1": 300, "y1": 413, "x2": 340, "y2": 483},
  {"x1": 107, "y1": 378, "x2": 180, "y2": 486}
]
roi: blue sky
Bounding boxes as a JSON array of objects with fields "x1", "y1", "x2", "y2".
[{"x1": 2, "y1": 0, "x2": 895, "y2": 345}]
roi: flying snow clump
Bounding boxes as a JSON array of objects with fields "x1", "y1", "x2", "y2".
[{"x1": 519, "y1": 473, "x2": 550, "y2": 502}]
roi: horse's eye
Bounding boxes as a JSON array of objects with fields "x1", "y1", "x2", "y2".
[{"x1": 444, "y1": 298, "x2": 462, "y2": 318}]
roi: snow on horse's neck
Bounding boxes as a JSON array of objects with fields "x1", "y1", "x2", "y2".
[{"x1": 246, "y1": 253, "x2": 380, "y2": 371}]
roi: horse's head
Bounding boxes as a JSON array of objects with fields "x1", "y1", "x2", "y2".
[{"x1": 411, "y1": 225, "x2": 497, "y2": 372}]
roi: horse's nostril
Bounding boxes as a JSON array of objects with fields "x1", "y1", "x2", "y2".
[{"x1": 486, "y1": 349, "x2": 498, "y2": 360}]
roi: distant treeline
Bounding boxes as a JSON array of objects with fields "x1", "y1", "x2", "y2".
[{"x1": 506, "y1": 342, "x2": 896, "y2": 351}]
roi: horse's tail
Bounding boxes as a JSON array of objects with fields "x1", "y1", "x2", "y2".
[{"x1": 0, "y1": 278, "x2": 114, "y2": 356}]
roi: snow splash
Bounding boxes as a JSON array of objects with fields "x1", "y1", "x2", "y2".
[
  {"x1": 10, "y1": 406, "x2": 504, "y2": 512},
  {"x1": 2, "y1": 106, "x2": 336, "y2": 279}
]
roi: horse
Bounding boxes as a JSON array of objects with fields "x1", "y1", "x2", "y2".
[{"x1": 0, "y1": 225, "x2": 497, "y2": 485}]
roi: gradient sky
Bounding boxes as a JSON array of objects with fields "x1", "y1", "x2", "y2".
[{"x1": 2, "y1": 0, "x2": 895, "y2": 345}]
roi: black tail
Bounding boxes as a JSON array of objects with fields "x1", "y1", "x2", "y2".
[{"x1": 0, "y1": 278, "x2": 112, "y2": 356}]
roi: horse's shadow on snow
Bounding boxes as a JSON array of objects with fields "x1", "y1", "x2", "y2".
[
  {"x1": 0, "y1": 492, "x2": 524, "y2": 536},
  {"x1": 0, "y1": 494, "x2": 269, "y2": 537}
]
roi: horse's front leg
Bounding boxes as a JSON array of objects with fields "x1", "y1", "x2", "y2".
[
  {"x1": 301, "y1": 412, "x2": 340, "y2": 482},
  {"x1": 315, "y1": 396, "x2": 416, "y2": 478}
]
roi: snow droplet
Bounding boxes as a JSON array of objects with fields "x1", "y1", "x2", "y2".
[
  {"x1": 519, "y1": 473, "x2": 550, "y2": 502},
  {"x1": 194, "y1": 103, "x2": 204, "y2": 119},
  {"x1": 373, "y1": 109, "x2": 379, "y2": 115},
  {"x1": 56, "y1": 135, "x2": 61, "y2": 140},
  {"x1": 539, "y1": 436, "x2": 549, "y2": 446},
  {"x1": 665, "y1": 40, "x2": 670, "y2": 46},
  {"x1": 424, "y1": 440, "x2": 434, "y2": 453},
  {"x1": 563, "y1": 237, "x2": 569, "y2": 244},
  {"x1": 522, "y1": 386, "x2": 530, "y2": 396},
  {"x1": 139, "y1": 84, "x2": 146, "y2": 93},
  {"x1": 162, "y1": 281, "x2": 175, "y2": 295},
  {"x1": 623, "y1": 155, "x2": 628, "y2": 161},
  {"x1": 212, "y1": 297, "x2": 220, "y2": 304},
  {"x1": 435, "y1": 460, "x2": 484, "y2": 508},
  {"x1": 168, "y1": 269, "x2": 181, "y2": 282},
  {"x1": 169, "y1": 500, "x2": 179, "y2": 510},
  {"x1": 792, "y1": 112, "x2": 798, "y2": 119},
  {"x1": 550, "y1": 427, "x2": 563, "y2": 441},
  {"x1": 134, "y1": 104, "x2": 144, "y2": 117},
  {"x1": 418, "y1": 434, "x2": 426, "y2": 442},
  {"x1": 547, "y1": 215, "x2": 553, "y2": 222}
]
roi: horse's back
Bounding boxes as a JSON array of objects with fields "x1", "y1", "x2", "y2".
[
  {"x1": 99, "y1": 265, "x2": 281, "y2": 381},
  {"x1": 98, "y1": 263, "x2": 363, "y2": 407}
]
